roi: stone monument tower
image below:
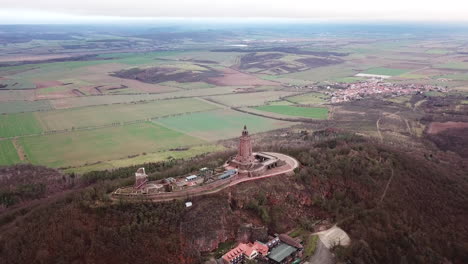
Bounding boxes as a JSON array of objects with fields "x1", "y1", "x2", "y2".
[{"x1": 232, "y1": 125, "x2": 256, "y2": 169}]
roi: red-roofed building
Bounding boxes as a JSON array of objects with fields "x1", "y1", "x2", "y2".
[
  {"x1": 253, "y1": 241, "x2": 269, "y2": 256},
  {"x1": 222, "y1": 241, "x2": 269, "y2": 264}
]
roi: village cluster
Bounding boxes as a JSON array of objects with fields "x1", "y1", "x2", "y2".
[{"x1": 328, "y1": 80, "x2": 446, "y2": 103}]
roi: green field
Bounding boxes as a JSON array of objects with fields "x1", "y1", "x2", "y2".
[
  {"x1": 0, "y1": 79, "x2": 36, "y2": 89},
  {"x1": 0, "y1": 140, "x2": 21, "y2": 165},
  {"x1": 0, "y1": 113, "x2": 43, "y2": 138},
  {"x1": 0, "y1": 100, "x2": 53, "y2": 114},
  {"x1": 159, "y1": 81, "x2": 216, "y2": 89},
  {"x1": 438, "y1": 74, "x2": 468, "y2": 81},
  {"x1": 363, "y1": 67, "x2": 408, "y2": 76},
  {"x1": 254, "y1": 105, "x2": 328, "y2": 119},
  {"x1": 277, "y1": 64, "x2": 357, "y2": 82},
  {"x1": 435, "y1": 62, "x2": 468, "y2": 70},
  {"x1": 65, "y1": 144, "x2": 225, "y2": 174},
  {"x1": 286, "y1": 92, "x2": 329, "y2": 104},
  {"x1": 334, "y1": 76, "x2": 365, "y2": 83},
  {"x1": 426, "y1": 49, "x2": 450, "y2": 54},
  {"x1": 156, "y1": 109, "x2": 294, "y2": 140},
  {"x1": 19, "y1": 122, "x2": 205, "y2": 168},
  {"x1": 37, "y1": 98, "x2": 219, "y2": 131},
  {"x1": 386, "y1": 96, "x2": 411, "y2": 104},
  {"x1": 207, "y1": 91, "x2": 296, "y2": 107},
  {"x1": 268, "y1": 100, "x2": 294, "y2": 106},
  {"x1": 424, "y1": 91, "x2": 446, "y2": 97}
]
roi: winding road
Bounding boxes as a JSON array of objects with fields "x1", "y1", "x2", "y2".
[{"x1": 112, "y1": 152, "x2": 299, "y2": 202}]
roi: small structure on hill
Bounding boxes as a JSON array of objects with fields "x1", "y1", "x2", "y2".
[{"x1": 134, "y1": 167, "x2": 148, "y2": 189}]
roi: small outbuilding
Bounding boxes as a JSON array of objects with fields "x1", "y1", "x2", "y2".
[{"x1": 186, "y1": 175, "x2": 198, "y2": 181}]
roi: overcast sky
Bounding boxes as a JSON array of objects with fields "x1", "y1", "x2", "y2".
[{"x1": 0, "y1": 0, "x2": 467, "y2": 24}]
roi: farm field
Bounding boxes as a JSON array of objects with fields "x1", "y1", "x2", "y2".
[
  {"x1": 36, "y1": 98, "x2": 219, "y2": 131},
  {"x1": 19, "y1": 122, "x2": 205, "y2": 168},
  {"x1": 206, "y1": 91, "x2": 297, "y2": 107},
  {"x1": 0, "y1": 140, "x2": 21, "y2": 165},
  {"x1": 285, "y1": 92, "x2": 329, "y2": 104},
  {"x1": 0, "y1": 90, "x2": 36, "y2": 101},
  {"x1": 254, "y1": 105, "x2": 329, "y2": 119},
  {"x1": 155, "y1": 109, "x2": 295, "y2": 141},
  {"x1": 0, "y1": 100, "x2": 53, "y2": 114},
  {"x1": 276, "y1": 64, "x2": 357, "y2": 83},
  {"x1": 435, "y1": 62, "x2": 468, "y2": 70},
  {"x1": 0, "y1": 112, "x2": 43, "y2": 138},
  {"x1": 362, "y1": 67, "x2": 408, "y2": 76},
  {"x1": 1, "y1": 28, "x2": 468, "y2": 174},
  {"x1": 65, "y1": 144, "x2": 225, "y2": 174}
]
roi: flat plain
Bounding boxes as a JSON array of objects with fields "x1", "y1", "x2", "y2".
[
  {"x1": 0, "y1": 112, "x2": 43, "y2": 138},
  {"x1": 1, "y1": 29, "x2": 467, "y2": 172},
  {"x1": 156, "y1": 109, "x2": 294, "y2": 140},
  {"x1": 0, "y1": 140, "x2": 21, "y2": 165},
  {"x1": 35, "y1": 98, "x2": 219, "y2": 131},
  {"x1": 19, "y1": 122, "x2": 205, "y2": 168},
  {"x1": 254, "y1": 105, "x2": 329, "y2": 119}
]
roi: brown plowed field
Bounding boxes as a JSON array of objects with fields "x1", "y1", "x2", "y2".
[
  {"x1": 426, "y1": 121, "x2": 468, "y2": 134},
  {"x1": 34, "y1": 80, "x2": 63, "y2": 89}
]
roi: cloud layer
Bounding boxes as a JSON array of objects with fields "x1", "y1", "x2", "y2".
[{"x1": 1, "y1": 0, "x2": 467, "y2": 23}]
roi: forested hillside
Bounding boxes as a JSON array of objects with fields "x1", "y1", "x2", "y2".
[{"x1": 0, "y1": 131, "x2": 466, "y2": 264}]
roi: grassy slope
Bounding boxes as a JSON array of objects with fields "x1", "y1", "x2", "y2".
[
  {"x1": 19, "y1": 122, "x2": 205, "y2": 168},
  {"x1": 254, "y1": 105, "x2": 328, "y2": 119},
  {"x1": 0, "y1": 140, "x2": 21, "y2": 165}
]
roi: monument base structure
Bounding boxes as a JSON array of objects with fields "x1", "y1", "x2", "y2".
[
  {"x1": 225, "y1": 126, "x2": 285, "y2": 177},
  {"x1": 112, "y1": 126, "x2": 298, "y2": 201}
]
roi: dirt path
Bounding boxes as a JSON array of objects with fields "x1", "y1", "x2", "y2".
[
  {"x1": 380, "y1": 167, "x2": 394, "y2": 203},
  {"x1": 12, "y1": 138, "x2": 26, "y2": 161},
  {"x1": 376, "y1": 117, "x2": 384, "y2": 142}
]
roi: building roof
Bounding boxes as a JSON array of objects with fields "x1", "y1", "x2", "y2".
[
  {"x1": 267, "y1": 243, "x2": 297, "y2": 263},
  {"x1": 222, "y1": 243, "x2": 245, "y2": 262},
  {"x1": 253, "y1": 241, "x2": 269, "y2": 256},
  {"x1": 279, "y1": 234, "x2": 303, "y2": 249},
  {"x1": 186, "y1": 175, "x2": 198, "y2": 180},
  {"x1": 222, "y1": 241, "x2": 268, "y2": 262}
]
